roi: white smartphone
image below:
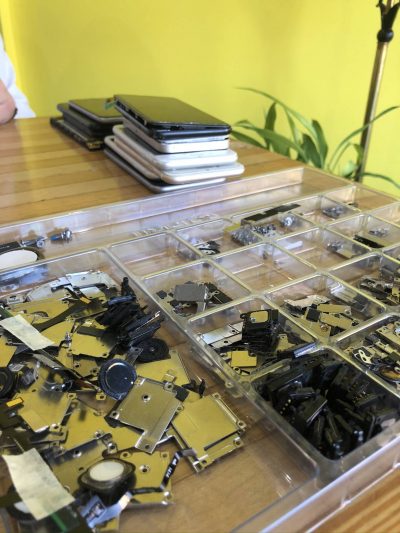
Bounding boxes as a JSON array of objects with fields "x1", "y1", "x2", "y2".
[
  {"x1": 105, "y1": 136, "x2": 243, "y2": 184},
  {"x1": 113, "y1": 125, "x2": 238, "y2": 170},
  {"x1": 104, "y1": 144, "x2": 226, "y2": 194},
  {"x1": 121, "y1": 120, "x2": 230, "y2": 153}
]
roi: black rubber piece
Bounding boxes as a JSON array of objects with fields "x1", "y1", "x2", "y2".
[
  {"x1": 0, "y1": 367, "x2": 16, "y2": 399},
  {"x1": 136, "y1": 338, "x2": 169, "y2": 363}
]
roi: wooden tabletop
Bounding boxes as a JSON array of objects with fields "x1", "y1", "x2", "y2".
[
  {"x1": 0, "y1": 117, "x2": 302, "y2": 225},
  {"x1": 0, "y1": 117, "x2": 398, "y2": 532}
]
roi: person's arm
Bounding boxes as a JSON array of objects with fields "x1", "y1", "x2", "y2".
[
  {"x1": 0, "y1": 34, "x2": 34, "y2": 121},
  {"x1": 0, "y1": 79, "x2": 17, "y2": 124}
]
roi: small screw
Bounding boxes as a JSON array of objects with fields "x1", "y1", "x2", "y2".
[{"x1": 50, "y1": 228, "x2": 72, "y2": 243}]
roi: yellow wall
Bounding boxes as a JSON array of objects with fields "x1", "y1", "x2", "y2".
[{"x1": 1, "y1": 0, "x2": 399, "y2": 196}]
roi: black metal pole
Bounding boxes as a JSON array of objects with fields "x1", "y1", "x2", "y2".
[{"x1": 356, "y1": 0, "x2": 399, "y2": 182}]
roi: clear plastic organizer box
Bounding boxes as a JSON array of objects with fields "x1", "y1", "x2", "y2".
[{"x1": 0, "y1": 167, "x2": 399, "y2": 532}]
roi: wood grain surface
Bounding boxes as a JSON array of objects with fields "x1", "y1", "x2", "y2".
[
  {"x1": 0, "y1": 118, "x2": 299, "y2": 225},
  {"x1": 0, "y1": 117, "x2": 398, "y2": 533}
]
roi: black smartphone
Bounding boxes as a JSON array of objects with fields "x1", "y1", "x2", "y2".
[
  {"x1": 50, "y1": 117, "x2": 104, "y2": 151},
  {"x1": 68, "y1": 98, "x2": 122, "y2": 124},
  {"x1": 57, "y1": 103, "x2": 114, "y2": 137},
  {"x1": 114, "y1": 95, "x2": 231, "y2": 137}
]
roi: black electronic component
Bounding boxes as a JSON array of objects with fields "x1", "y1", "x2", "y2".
[
  {"x1": 136, "y1": 338, "x2": 169, "y2": 363},
  {"x1": 293, "y1": 395, "x2": 327, "y2": 434},
  {"x1": 311, "y1": 414, "x2": 325, "y2": 449},
  {"x1": 79, "y1": 459, "x2": 135, "y2": 506},
  {"x1": 354, "y1": 234, "x2": 384, "y2": 248},
  {"x1": 287, "y1": 386, "x2": 316, "y2": 401},
  {"x1": 98, "y1": 359, "x2": 137, "y2": 400},
  {"x1": 121, "y1": 277, "x2": 137, "y2": 298},
  {"x1": 156, "y1": 290, "x2": 168, "y2": 299},
  {"x1": 0, "y1": 367, "x2": 16, "y2": 399},
  {"x1": 240, "y1": 309, "x2": 281, "y2": 351},
  {"x1": 241, "y1": 203, "x2": 300, "y2": 224},
  {"x1": 252, "y1": 351, "x2": 400, "y2": 459},
  {"x1": 305, "y1": 308, "x2": 321, "y2": 322},
  {"x1": 206, "y1": 283, "x2": 232, "y2": 305},
  {"x1": 259, "y1": 368, "x2": 304, "y2": 402}
]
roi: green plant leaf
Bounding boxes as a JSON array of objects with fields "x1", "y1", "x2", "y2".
[
  {"x1": 234, "y1": 119, "x2": 254, "y2": 127},
  {"x1": 263, "y1": 103, "x2": 277, "y2": 150},
  {"x1": 340, "y1": 160, "x2": 358, "y2": 178},
  {"x1": 312, "y1": 119, "x2": 328, "y2": 164},
  {"x1": 351, "y1": 143, "x2": 364, "y2": 165},
  {"x1": 284, "y1": 110, "x2": 303, "y2": 146},
  {"x1": 362, "y1": 172, "x2": 400, "y2": 190},
  {"x1": 238, "y1": 87, "x2": 320, "y2": 145},
  {"x1": 238, "y1": 123, "x2": 306, "y2": 159},
  {"x1": 302, "y1": 134, "x2": 322, "y2": 167},
  {"x1": 264, "y1": 103, "x2": 277, "y2": 131},
  {"x1": 231, "y1": 130, "x2": 265, "y2": 148},
  {"x1": 328, "y1": 105, "x2": 399, "y2": 171}
]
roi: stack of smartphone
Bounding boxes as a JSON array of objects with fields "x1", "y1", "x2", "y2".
[
  {"x1": 50, "y1": 98, "x2": 123, "y2": 150},
  {"x1": 103, "y1": 95, "x2": 244, "y2": 193}
]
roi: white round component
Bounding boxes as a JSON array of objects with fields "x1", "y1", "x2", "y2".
[
  {"x1": 89, "y1": 460, "x2": 124, "y2": 482},
  {"x1": 0, "y1": 249, "x2": 38, "y2": 269}
]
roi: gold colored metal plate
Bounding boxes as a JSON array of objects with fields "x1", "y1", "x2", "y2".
[
  {"x1": 119, "y1": 450, "x2": 172, "y2": 505},
  {"x1": 54, "y1": 402, "x2": 140, "y2": 456},
  {"x1": 249, "y1": 310, "x2": 269, "y2": 323},
  {"x1": 316, "y1": 303, "x2": 351, "y2": 315},
  {"x1": 0, "y1": 336, "x2": 17, "y2": 366},
  {"x1": 109, "y1": 378, "x2": 182, "y2": 454},
  {"x1": 18, "y1": 389, "x2": 75, "y2": 433},
  {"x1": 39, "y1": 320, "x2": 74, "y2": 345},
  {"x1": 275, "y1": 334, "x2": 295, "y2": 353},
  {"x1": 50, "y1": 439, "x2": 108, "y2": 494},
  {"x1": 171, "y1": 393, "x2": 245, "y2": 471},
  {"x1": 69, "y1": 331, "x2": 111, "y2": 358},
  {"x1": 9, "y1": 298, "x2": 70, "y2": 319},
  {"x1": 319, "y1": 313, "x2": 353, "y2": 330},
  {"x1": 136, "y1": 349, "x2": 190, "y2": 386},
  {"x1": 71, "y1": 355, "x2": 100, "y2": 378},
  {"x1": 305, "y1": 320, "x2": 331, "y2": 337},
  {"x1": 227, "y1": 350, "x2": 257, "y2": 368}
]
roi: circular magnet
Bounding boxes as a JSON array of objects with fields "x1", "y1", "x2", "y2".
[
  {"x1": 378, "y1": 365, "x2": 400, "y2": 383},
  {"x1": 98, "y1": 359, "x2": 136, "y2": 400},
  {"x1": 0, "y1": 249, "x2": 38, "y2": 270},
  {"x1": 136, "y1": 338, "x2": 169, "y2": 363},
  {"x1": 0, "y1": 367, "x2": 16, "y2": 399},
  {"x1": 79, "y1": 458, "x2": 135, "y2": 505}
]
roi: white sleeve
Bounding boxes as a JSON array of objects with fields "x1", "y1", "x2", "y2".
[{"x1": 0, "y1": 35, "x2": 35, "y2": 119}]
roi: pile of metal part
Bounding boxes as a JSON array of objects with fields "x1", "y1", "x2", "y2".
[
  {"x1": 227, "y1": 203, "x2": 301, "y2": 246},
  {"x1": 353, "y1": 227, "x2": 390, "y2": 249},
  {"x1": 157, "y1": 281, "x2": 232, "y2": 316},
  {"x1": 344, "y1": 320, "x2": 400, "y2": 386},
  {"x1": 357, "y1": 265, "x2": 400, "y2": 305},
  {"x1": 190, "y1": 239, "x2": 221, "y2": 255},
  {"x1": 321, "y1": 205, "x2": 345, "y2": 220},
  {"x1": 0, "y1": 271, "x2": 245, "y2": 531},
  {"x1": 326, "y1": 240, "x2": 362, "y2": 260},
  {"x1": 0, "y1": 229, "x2": 73, "y2": 270},
  {"x1": 284, "y1": 294, "x2": 362, "y2": 338},
  {"x1": 254, "y1": 351, "x2": 399, "y2": 459},
  {"x1": 202, "y1": 309, "x2": 315, "y2": 376}
]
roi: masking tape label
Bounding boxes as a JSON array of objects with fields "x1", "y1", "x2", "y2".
[
  {"x1": 0, "y1": 315, "x2": 54, "y2": 350},
  {"x1": 3, "y1": 448, "x2": 74, "y2": 520}
]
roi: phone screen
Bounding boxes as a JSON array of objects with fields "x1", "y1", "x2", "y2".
[
  {"x1": 115, "y1": 95, "x2": 230, "y2": 129},
  {"x1": 69, "y1": 98, "x2": 121, "y2": 120}
]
